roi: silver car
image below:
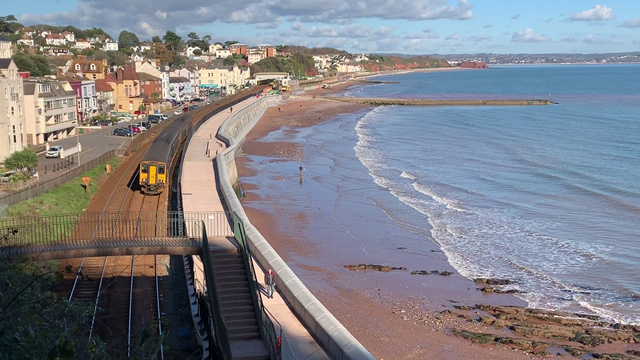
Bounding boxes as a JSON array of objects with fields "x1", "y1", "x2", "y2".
[{"x1": 45, "y1": 145, "x2": 63, "y2": 158}]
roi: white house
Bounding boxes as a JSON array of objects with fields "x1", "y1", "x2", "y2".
[
  {"x1": 73, "y1": 39, "x2": 92, "y2": 50},
  {"x1": 45, "y1": 33, "x2": 67, "y2": 46},
  {"x1": 62, "y1": 31, "x2": 75, "y2": 43},
  {"x1": 215, "y1": 48, "x2": 231, "y2": 58},
  {"x1": 103, "y1": 38, "x2": 118, "y2": 51}
]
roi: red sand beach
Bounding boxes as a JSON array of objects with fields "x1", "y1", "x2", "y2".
[{"x1": 235, "y1": 81, "x2": 640, "y2": 359}]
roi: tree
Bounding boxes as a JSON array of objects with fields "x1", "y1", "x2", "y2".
[
  {"x1": 11, "y1": 53, "x2": 51, "y2": 77},
  {"x1": 4, "y1": 149, "x2": 38, "y2": 176},
  {"x1": 150, "y1": 92, "x2": 160, "y2": 99},
  {"x1": 162, "y1": 31, "x2": 182, "y2": 51},
  {"x1": 172, "y1": 53, "x2": 186, "y2": 66},
  {"x1": 192, "y1": 48, "x2": 202, "y2": 56},
  {"x1": 151, "y1": 44, "x2": 173, "y2": 65},
  {"x1": 223, "y1": 55, "x2": 236, "y2": 66},
  {"x1": 202, "y1": 35, "x2": 212, "y2": 43},
  {"x1": 151, "y1": 36, "x2": 162, "y2": 43},
  {"x1": 187, "y1": 32, "x2": 199, "y2": 44},
  {"x1": 224, "y1": 40, "x2": 239, "y2": 48},
  {"x1": 0, "y1": 14, "x2": 20, "y2": 34},
  {"x1": 92, "y1": 49, "x2": 110, "y2": 61},
  {"x1": 118, "y1": 30, "x2": 140, "y2": 49},
  {"x1": 106, "y1": 50, "x2": 129, "y2": 66}
]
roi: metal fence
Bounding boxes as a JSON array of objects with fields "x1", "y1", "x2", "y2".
[
  {"x1": 0, "y1": 211, "x2": 233, "y2": 258},
  {"x1": 0, "y1": 150, "x2": 117, "y2": 207}
]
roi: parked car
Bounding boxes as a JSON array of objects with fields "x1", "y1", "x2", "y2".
[
  {"x1": 140, "y1": 121, "x2": 152, "y2": 130},
  {"x1": 174, "y1": 110, "x2": 183, "y2": 115},
  {"x1": 113, "y1": 128, "x2": 133, "y2": 137},
  {"x1": 160, "y1": 114, "x2": 169, "y2": 120},
  {"x1": 128, "y1": 125, "x2": 141, "y2": 134},
  {"x1": 45, "y1": 145, "x2": 63, "y2": 158},
  {"x1": 182, "y1": 107, "x2": 190, "y2": 112},
  {"x1": 97, "y1": 120, "x2": 112, "y2": 127},
  {"x1": 131, "y1": 123, "x2": 146, "y2": 132}
]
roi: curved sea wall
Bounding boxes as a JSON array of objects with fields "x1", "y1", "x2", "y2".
[{"x1": 216, "y1": 95, "x2": 376, "y2": 360}]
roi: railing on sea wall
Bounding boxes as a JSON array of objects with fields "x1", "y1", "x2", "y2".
[{"x1": 216, "y1": 94, "x2": 376, "y2": 360}]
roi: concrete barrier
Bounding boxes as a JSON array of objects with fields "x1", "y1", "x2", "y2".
[{"x1": 216, "y1": 96, "x2": 376, "y2": 360}]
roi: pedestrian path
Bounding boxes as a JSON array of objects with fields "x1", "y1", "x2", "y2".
[{"x1": 181, "y1": 97, "x2": 331, "y2": 360}]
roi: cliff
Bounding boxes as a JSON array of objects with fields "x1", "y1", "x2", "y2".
[{"x1": 459, "y1": 61, "x2": 488, "y2": 69}]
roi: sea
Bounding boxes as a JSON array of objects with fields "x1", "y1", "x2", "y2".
[{"x1": 243, "y1": 65, "x2": 640, "y2": 325}]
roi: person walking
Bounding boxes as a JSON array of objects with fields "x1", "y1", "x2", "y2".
[{"x1": 265, "y1": 268, "x2": 276, "y2": 299}]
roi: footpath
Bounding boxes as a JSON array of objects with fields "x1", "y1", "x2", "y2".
[{"x1": 180, "y1": 97, "x2": 331, "y2": 360}]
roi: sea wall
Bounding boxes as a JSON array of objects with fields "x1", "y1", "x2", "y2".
[{"x1": 216, "y1": 96, "x2": 376, "y2": 360}]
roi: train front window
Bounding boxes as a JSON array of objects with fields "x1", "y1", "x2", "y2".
[
  {"x1": 141, "y1": 164, "x2": 148, "y2": 174},
  {"x1": 158, "y1": 165, "x2": 165, "y2": 174}
]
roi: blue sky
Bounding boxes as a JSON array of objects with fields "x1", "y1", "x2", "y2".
[{"x1": 6, "y1": 0, "x2": 640, "y2": 54}]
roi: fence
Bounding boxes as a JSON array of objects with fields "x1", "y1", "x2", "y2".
[{"x1": 0, "y1": 150, "x2": 117, "y2": 207}]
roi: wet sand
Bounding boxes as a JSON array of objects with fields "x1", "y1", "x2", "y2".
[{"x1": 235, "y1": 85, "x2": 640, "y2": 359}]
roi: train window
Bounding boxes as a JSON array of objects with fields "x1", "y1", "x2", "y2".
[
  {"x1": 141, "y1": 164, "x2": 148, "y2": 174},
  {"x1": 158, "y1": 165, "x2": 165, "y2": 174}
]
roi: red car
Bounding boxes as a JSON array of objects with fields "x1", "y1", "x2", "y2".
[
  {"x1": 128, "y1": 125, "x2": 141, "y2": 133},
  {"x1": 182, "y1": 107, "x2": 190, "y2": 112}
]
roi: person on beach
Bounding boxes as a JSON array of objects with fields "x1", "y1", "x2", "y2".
[
  {"x1": 230, "y1": 106, "x2": 233, "y2": 113},
  {"x1": 265, "y1": 268, "x2": 276, "y2": 299}
]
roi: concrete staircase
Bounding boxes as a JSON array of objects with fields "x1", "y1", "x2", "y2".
[{"x1": 210, "y1": 248, "x2": 269, "y2": 360}]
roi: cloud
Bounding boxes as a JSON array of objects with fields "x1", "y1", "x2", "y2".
[
  {"x1": 154, "y1": 10, "x2": 167, "y2": 20},
  {"x1": 582, "y1": 34, "x2": 622, "y2": 44},
  {"x1": 483, "y1": 24, "x2": 493, "y2": 28},
  {"x1": 307, "y1": 26, "x2": 338, "y2": 37},
  {"x1": 620, "y1": 19, "x2": 640, "y2": 28},
  {"x1": 561, "y1": 37, "x2": 581, "y2": 43},
  {"x1": 445, "y1": 32, "x2": 461, "y2": 40},
  {"x1": 634, "y1": 39, "x2": 640, "y2": 44},
  {"x1": 511, "y1": 28, "x2": 550, "y2": 43},
  {"x1": 511, "y1": 14, "x2": 520, "y2": 20},
  {"x1": 570, "y1": 5, "x2": 615, "y2": 21},
  {"x1": 291, "y1": 21, "x2": 306, "y2": 31},
  {"x1": 465, "y1": 34, "x2": 492, "y2": 42},
  {"x1": 257, "y1": 23, "x2": 280, "y2": 29}
]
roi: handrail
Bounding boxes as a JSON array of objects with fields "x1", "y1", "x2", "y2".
[
  {"x1": 233, "y1": 213, "x2": 280, "y2": 359},
  {"x1": 201, "y1": 221, "x2": 232, "y2": 360}
]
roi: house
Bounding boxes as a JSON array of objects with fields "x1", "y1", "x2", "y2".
[
  {"x1": 55, "y1": 75, "x2": 97, "y2": 124},
  {"x1": 47, "y1": 57, "x2": 72, "y2": 73},
  {"x1": 103, "y1": 38, "x2": 118, "y2": 51},
  {"x1": 94, "y1": 79, "x2": 114, "y2": 115},
  {"x1": 49, "y1": 48, "x2": 71, "y2": 57},
  {"x1": 214, "y1": 48, "x2": 231, "y2": 59},
  {"x1": 130, "y1": 43, "x2": 152, "y2": 53},
  {"x1": 45, "y1": 33, "x2": 67, "y2": 46},
  {"x1": 23, "y1": 79, "x2": 77, "y2": 144},
  {"x1": 138, "y1": 72, "x2": 163, "y2": 98},
  {"x1": 208, "y1": 43, "x2": 222, "y2": 54},
  {"x1": 229, "y1": 43, "x2": 247, "y2": 56},
  {"x1": 247, "y1": 44, "x2": 276, "y2": 64},
  {"x1": 0, "y1": 35, "x2": 13, "y2": 59},
  {"x1": 199, "y1": 63, "x2": 250, "y2": 95},
  {"x1": 16, "y1": 27, "x2": 35, "y2": 37},
  {"x1": 106, "y1": 65, "x2": 162, "y2": 114},
  {"x1": 0, "y1": 59, "x2": 27, "y2": 160},
  {"x1": 68, "y1": 59, "x2": 107, "y2": 80},
  {"x1": 61, "y1": 31, "x2": 75, "y2": 43},
  {"x1": 169, "y1": 67, "x2": 200, "y2": 96},
  {"x1": 135, "y1": 61, "x2": 170, "y2": 100},
  {"x1": 17, "y1": 35, "x2": 35, "y2": 47},
  {"x1": 72, "y1": 39, "x2": 92, "y2": 50},
  {"x1": 167, "y1": 77, "x2": 190, "y2": 102},
  {"x1": 37, "y1": 30, "x2": 51, "y2": 38},
  {"x1": 130, "y1": 53, "x2": 145, "y2": 62}
]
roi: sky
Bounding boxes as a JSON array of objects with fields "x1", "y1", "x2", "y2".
[{"x1": 6, "y1": 0, "x2": 640, "y2": 54}]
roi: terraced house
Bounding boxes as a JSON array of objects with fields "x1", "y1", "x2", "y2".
[
  {"x1": 0, "y1": 58, "x2": 27, "y2": 160},
  {"x1": 23, "y1": 79, "x2": 76, "y2": 144}
]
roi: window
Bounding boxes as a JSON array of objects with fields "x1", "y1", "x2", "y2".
[
  {"x1": 158, "y1": 165, "x2": 165, "y2": 175},
  {"x1": 54, "y1": 114, "x2": 63, "y2": 123},
  {"x1": 75, "y1": 64, "x2": 81, "y2": 70},
  {"x1": 92, "y1": 74, "x2": 96, "y2": 79},
  {"x1": 141, "y1": 164, "x2": 148, "y2": 174},
  {"x1": 10, "y1": 107, "x2": 14, "y2": 116},
  {"x1": 90, "y1": 64, "x2": 96, "y2": 70},
  {"x1": 67, "y1": 99, "x2": 74, "y2": 106},
  {"x1": 69, "y1": 112, "x2": 75, "y2": 120}
]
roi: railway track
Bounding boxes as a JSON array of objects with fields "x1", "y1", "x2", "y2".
[{"x1": 59, "y1": 90, "x2": 267, "y2": 356}]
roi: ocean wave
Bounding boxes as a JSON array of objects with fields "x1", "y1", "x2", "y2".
[
  {"x1": 412, "y1": 183, "x2": 467, "y2": 212},
  {"x1": 400, "y1": 171, "x2": 418, "y2": 180}
]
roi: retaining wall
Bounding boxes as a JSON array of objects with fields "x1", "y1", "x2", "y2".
[{"x1": 216, "y1": 96, "x2": 376, "y2": 360}]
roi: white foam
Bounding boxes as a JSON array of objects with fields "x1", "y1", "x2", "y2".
[
  {"x1": 400, "y1": 171, "x2": 418, "y2": 180},
  {"x1": 413, "y1": 182, "x2": 467, "y2": 212}
]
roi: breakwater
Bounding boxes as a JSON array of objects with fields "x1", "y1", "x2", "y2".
[{"x1": 324, "y1": 96, "x2": 555, "y2": 106}]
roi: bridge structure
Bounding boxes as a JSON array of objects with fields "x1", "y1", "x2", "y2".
[{"x1": 0, "y1": 211, "x2": 233, "y2": 261}]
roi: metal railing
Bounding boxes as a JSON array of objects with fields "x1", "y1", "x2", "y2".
[
  {"x1": 0, "y1": 211, "x2": 233, "y2": 257},
  {"x1": 0, "y1": 150, "x2": 117, "y2": 207},
  {"x1": 201, "y1": 221, "x2": 233, "y2": 360},
  {"x1": 234, "y1": 213, "x2": 280, "y2": 360}
]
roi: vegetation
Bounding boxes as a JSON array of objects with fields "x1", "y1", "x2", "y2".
[
  {"x1": 3, "y1": 149, "x2": 38, "y2": 177},
  {"x1": 359, "y1": 54, "x2": 450, "y2": 71},
  {"x1": 249, "y1": 53, "x2": 318, "y2": 77},
  {"x1": 162, "y1": 31, "x2": 182, "y2": 52},
  {"x1": 186, "y1": 32, "x2": 208, "y2": 51},
  {"x1": 11, "y1": 53, "x2": 51, "y2": 77},
  {"x1": 8, "y1": 157, "x2": 119, "y2": 217},
  {"x1": 0, "y1": 14, "x2": 21, "y2": 35},
  {"x1": 286, "y1": 45, "x2": 349, "y2": 57},
  {"x1": 117, "y1": 30, "x2": 140, "y2": 49}
]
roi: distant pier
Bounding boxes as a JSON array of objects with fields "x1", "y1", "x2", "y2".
[{"x1": 322, "y1": 97, "x2": 556, "y2": 106}]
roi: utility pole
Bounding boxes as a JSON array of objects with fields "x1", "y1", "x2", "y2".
[{"x1": 76, "y1": 132, "x2": 81, "y2": 166}]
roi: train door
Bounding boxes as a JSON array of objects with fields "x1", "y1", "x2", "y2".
[{"x1": 148, "y1": 163, "x2": 158, "y2": 185}]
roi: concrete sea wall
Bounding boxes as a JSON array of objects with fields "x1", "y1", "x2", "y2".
[{"x1": 216, "y1": 95, "x2": 376, "y2": 360}]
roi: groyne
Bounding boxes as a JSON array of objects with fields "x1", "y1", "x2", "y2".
[
  {"x1": 323, "y1": 96, "x2": 556, "y2": 106},
  {"x1": 216, "y1": 96, "x2": 376, "y2": 360}
]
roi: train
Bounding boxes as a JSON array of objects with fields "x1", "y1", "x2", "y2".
[
  {"x1": 139, "y1": 115, "x2": 193, "y2": 195},
  {"x1": 139, "y1": 87, "x2": 268, "y2": 195}
]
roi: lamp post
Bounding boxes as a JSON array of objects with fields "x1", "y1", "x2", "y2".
[{"x1": 76, "y1": 132, "x2": 81, "y2": 166}]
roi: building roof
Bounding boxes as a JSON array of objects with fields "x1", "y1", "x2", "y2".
[
  {"x1": 0, "y1": 35, "x2": 9, "y2": 42},
  {"x1": 41, "y1": 82, "x2": 75, "y2": 98},
  {"x1": 23, "y1": 83, "x2": 36, "y2": 96},
  {"x1": 169, "y1": 76, "x2": 190, "y2": 83},
  {"x1": 69, "y1": 60, "x2": 104, "y2": 74},
  {"x1": 0, "y1": 59, "x2": 12, "y2": 69},
  {"x1": 94, "y1": 79, "x2": 114, "y2": 93},
  {"x1": 137, "y1": 72, "x2": 161, "y2": 81}
]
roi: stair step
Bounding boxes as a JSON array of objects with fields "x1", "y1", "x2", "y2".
[
  {"x1": 228, "y1": 331, "x2": 261, "y2": 341},
  {"x1": 228, "y1": 325, "x2": 260, "y2": 336},
  {"x1": 219, "y1": 292, "x2": 251, "y2": 302},
  {"x1": 226, "y1": 318, "x2": 258, "y2": 328},
  {"x1": 212, "y1": 264, "x2": 246, "y2": 273},
  {"x1": 221, "y1": 304, "x2": 256, "y2": 314},
  {"x1": 216, "y1": 275, "x2": 248, "y2": 283},
  {"x1": 218, "y1": 281, "x2": 250, "y2": 291},
  {"x1": 223, "y1": 312, "x2": 257, "y2": 322},
  {"x1": 220, "y1": 298, "x2": 253, "y2": 307}
]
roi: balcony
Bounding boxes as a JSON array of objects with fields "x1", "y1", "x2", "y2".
[{"x1": 45, "y1": 120, "x2": 77, "y2": 133}]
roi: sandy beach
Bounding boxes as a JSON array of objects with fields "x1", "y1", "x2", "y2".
[{"x1": 235, "y1": 80, "x2": 640, "y2": 359}]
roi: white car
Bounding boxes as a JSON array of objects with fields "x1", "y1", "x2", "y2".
[
  {"x1": 174, "y1": 110, "x2": 183, "y2": 115},
  {"x1": 132, "y1": 123, "x2": 146, "y2": 131},
  {"x1": 45, "y1": 145, "x2": 63, "y2": 158},
  {"x1": 160, "y1": 114, "x2": 169, "y2": 120}
]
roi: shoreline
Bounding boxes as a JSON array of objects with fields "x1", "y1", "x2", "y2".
[{"x1": 235, "y1": 79, "x2": 640, "y2": 359}]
